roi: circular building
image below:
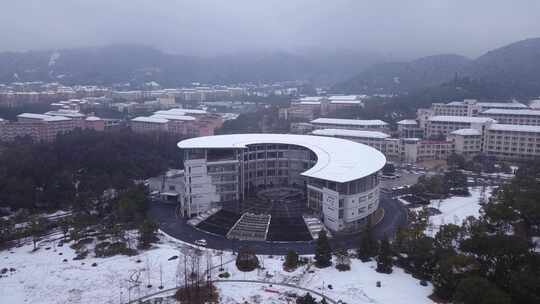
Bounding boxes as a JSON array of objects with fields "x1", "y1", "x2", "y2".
[{"x1": 177, "y1": 133, "x2": 386, "y2": 234}]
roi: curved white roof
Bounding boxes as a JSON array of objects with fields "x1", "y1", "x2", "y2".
[{"x1": 178, "y1": 134, "x2": 386, "y2": 183}]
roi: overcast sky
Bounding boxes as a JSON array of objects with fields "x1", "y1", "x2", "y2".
[{"x1": 2, "y1": 0, "x2": 540, "y2": 58}]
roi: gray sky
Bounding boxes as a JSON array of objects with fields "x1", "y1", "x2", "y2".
[{"x1": 2, "y1": 0, "x2": 540, "y2": 58}]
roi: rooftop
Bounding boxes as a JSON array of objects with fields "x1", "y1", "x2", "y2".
[
  {"x1": 17, "y1": 113, "x2": 52, "y2": 120},
  {"x1": 311, "y1": 118, "x2": 388, "y2": 126},
  {"x1": 328, "y1": 95, "x2": 361, "y2": 101},
  {"x1": 131, "y1": 116, "x2": 169, "y2": 124},
  {"x1": 312, "y1": 128, "x2": 389, "y2": 139},
  {"x1": 397, "y1": 119, "x2": 418, "y2": 125},
  {"x1": 481, "y1": 108, "x2": 540, "y2": 116},
  {"x1": 477, "y1": 102, "x2": 528, "y2": 108},
  {"x1": 428, "y1": 116, "x2": 496, "y2": 124},
  {"x1": 151, "y1": 114, "x2": 196, "y2": 121},
  {"x1": 450, "y1": 128, "x2": 482, "y2": 136},
  {"x1": 488, "y1": 124, "x2": 540, "y2": 133},
  {"x1": 177, "y1": 134, "x2": 386, "y2": 183}
]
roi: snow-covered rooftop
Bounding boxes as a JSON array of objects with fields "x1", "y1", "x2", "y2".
[
  {"x1": 178, "y1": 134, "x2": 386, "y2": 183},
  {"x1": 488, "y1": 123, "x2": 540, "y2": 133},
  {"x1": 481, "y1": 108, "x2": 540, "y2": 116},
  {"x1": 450, "y1": 128, "x2": 482, "y2": 136},
  {"x1": 45, "y1": 110, "x2": 85, "y2": 118},
  {"x1": 131, "y1": 116, "x2": 169, "y2": 124},
  {"x1": 151, "y1": 114, "x2": 196, "y2": 121},
  {"x1": 85, "y1": 116, "x2": 101, "y2": 121},
  {"x1": 428, "y1": 115, "x2": 496, "y2": 124},
  {"x1": 477, "y1": 102, "x2": 528, "y2": 109},
  {"x1": 312, "y1": 128, "x2": 389, "y2": 139},
  {"x1": 397, "y1": 119, "x2": 418, "y2": 125},
  {"x1": 44, "y1": 116, "x2": 71, "y2": 122},
  {"x1": 328, "y1": 95, "x2": 360, "y2": 101},
  {"x1": 296, "y1": 101, "x2": 321, "y2": 105},
  {"x1": 311, "y1": 118, "x2": 388, "y2": 126},
  {"x1": 330, "y1": 100, "x2": 362, "y2": 104},
  {"x1": 17, "y1": 113, "x2": 51, "y2": 120},
  {"x1": 298, "y1": 96, "x2": 325, "y2": 102}
]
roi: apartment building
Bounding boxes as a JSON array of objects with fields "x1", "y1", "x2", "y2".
[
  {"x1": 430, "y1": 99, "x2": 528, "y2": 117},
  {"x1": 447, "y1": 129, "x2": 483, "y2": 158},
  {"x1": 425, "y1": 116, "x2": 496, "y2": 138},
  {"x1": 310, "y1": 118, "x2": 390, "y2": 133},
  {"x1": 483, "y1": 124, "x2": 540, "y2": 160},
  {"x1": 479, "y1": 109, "x2": 540, "y2": 126},
  {"x1": 130, "y1": 108, "x2": 223, "y2": 137},
  {"x1": 311, "y1": 128, "x2": 390, "y2": 154},
  {"x1": 0, "y1": 112, "x2": 104, "y2": 142},
  {"x1": 397, "y1": 119, "x2": 423, "y2": 138}
]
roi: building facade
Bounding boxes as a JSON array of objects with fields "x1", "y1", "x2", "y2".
[{"x1": 177, "y1": 134, "x2": 386, "y2": 233}]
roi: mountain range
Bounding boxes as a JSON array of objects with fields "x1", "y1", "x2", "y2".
[
  {"x1": 334, "y1": 38, "x2": 540, "y2": 96},
  {"x1": 0, "y1": 46, "x2": 384, "y2": 87},
  {"x1": 1, "y1": 37, "x2": 540, "y2": 97}
]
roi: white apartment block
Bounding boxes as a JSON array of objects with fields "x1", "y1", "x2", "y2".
[
  {"x1": 484, "y1": 124, "x2": 540, "y2": 161},
  {"x1": 479, "y1": 109, "x2": 540, "y2": 126},
  {"x1": 310, "y1": 118, "x2": 390, "y2": 133},
  {"x1": 447, "y1": 129, "x2": 483, "y2": 158},
  {"x1": 425, "y1": 116, "x2": 496, "y2": 138},
  {"x1": 430, "y1": 99, "x2": 528, "y2": 117}
]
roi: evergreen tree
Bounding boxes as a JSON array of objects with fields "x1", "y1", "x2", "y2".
[
  {"x1": 357, "y1": 225, "x2": 378, "y2": 261},
  {"x1": 296, "y1": 292, "x2": 317, "y2": 304},
  {"x1": 454, "y1": 276, "x2": 511, "y2": 304},
  {"x1": 138, "y1": 218, "x2": 158, "y2": 249},
  {"x1": 376, "y1": 237, "x2": 393, "y2": 274},
  {"x1": 314, "y1": 230, "x2": 332, "y2": 268},
  {"x1": 284, "y1": 250, "x2": 299, "y2": 270}
]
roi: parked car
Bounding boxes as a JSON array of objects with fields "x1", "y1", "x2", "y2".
[{"x1": 194, "y1": 239, "x2": 207, "y2": 247}]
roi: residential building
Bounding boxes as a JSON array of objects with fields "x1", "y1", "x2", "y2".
[{"x1": 479, "y1": 108, "x2": 540, "y2": 126}]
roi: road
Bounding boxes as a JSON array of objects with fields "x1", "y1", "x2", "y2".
[{"x1": 148, "y1": 192, "x2": 408, "y2": 255}]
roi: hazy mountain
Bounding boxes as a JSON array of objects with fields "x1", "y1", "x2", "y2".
[
  {"x1": 0, "y1": 45, "x2": 384, "y2": 87},
  {"x1": 332, "y1": 54, "x2": 471, "y2": 93},
  {"x1": 334, "y1": 37, "x2": 540, "y2": 95}
]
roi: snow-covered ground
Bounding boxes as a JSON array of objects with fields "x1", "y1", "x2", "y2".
[
  {"x1": 423, "y1": 186, "x2": 495, "y2": 236},
  {"x1": 0, "y1": 233, "x2": 434, "y2": 304}
]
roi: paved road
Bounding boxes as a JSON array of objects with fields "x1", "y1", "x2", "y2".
[{"x1": 149, "y1": 193, "x2": 407, "y2": 255}]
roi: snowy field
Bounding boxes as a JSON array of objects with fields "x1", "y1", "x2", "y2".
[
  {"x1": 423, "y1": 186, "x2": 495, "y2": 236},
  {"x1": 0, "y1": 232, "x2": 434, "y2": 304}
]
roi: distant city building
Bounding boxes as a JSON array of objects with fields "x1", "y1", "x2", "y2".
[
  {"x1": 310, "y1": 118, "x2": 390, "y2": 133},
  {"x1": 479, "y1": 108, "x2": 540, "y2": 126},
  {"x1": 425, "y1": 116, "x2": 496, "y2": 138},
  {"x1": 0, "y1": 112, "x2": 104, "y2": 142}
]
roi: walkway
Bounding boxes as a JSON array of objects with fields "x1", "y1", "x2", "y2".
[{"x1": 128, "y1": 279, "x2": 338, "y2": 304}]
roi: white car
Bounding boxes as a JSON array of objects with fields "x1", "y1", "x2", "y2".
[{"x1": 194, "y1": 239, "x2": 207, "y2": 247}]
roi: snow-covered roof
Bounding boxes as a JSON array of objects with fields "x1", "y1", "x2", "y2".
[
  {"x1": 481, "y1": 108, "x2": 540, "y2": 116},
  {"x1": 311, "y1": 118, "x2": 388, "y2": 126},
  {"x1": 296, "y1": 101, "x2": 321, "y2": 105},
  {"x1": 397, "y1": 119, "x2": 418, "y2": 125},
  {"x1": 428, "y1": 116, "x2": 496, "y2": 124},
  {"x1": 488, "y1": 124, "x2": 540, "y2": 133},
  {"x1": 298, "y1": 96, "x2": 325, "y2": 102},
  {"x1": 312, "y1": 128, "x2": 389, "y2": 139},
  {"x1": 85, "y1": 116, "x2": 102, "y2": 121},
  {"x1": 44, "y1": 116, "x2": 71, "y2": 122},
  {"x1": 330, "y1": 100, "x2": 362, "y2": 104},
  {"x1": 131, "y1": 116, "x2": 169, "y2": 124},
  {"x1": 154, "y1": 108, "x2": 207, "y2": 116},
  {"x1": 329, "y1": 95, "x2": 360, "y2": 101},
  {"x1": 477, "y1": 102, "x2": 528, "y2": 109},
  {"x1": 151, "y1": 114, "x2": 195, "y2": 121},
  {"x1": 178, "y1": 134, "x2": 386, "y2": 183},
  {"x1": 17, "y1": 113, "x2": 51, "y2": 120},
  {"x1": 45, "y1": 110, "x2": 85, "y2": 118},
  {"x1": 450, "y1": 128, "x2": 482, "y2": 136}
]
